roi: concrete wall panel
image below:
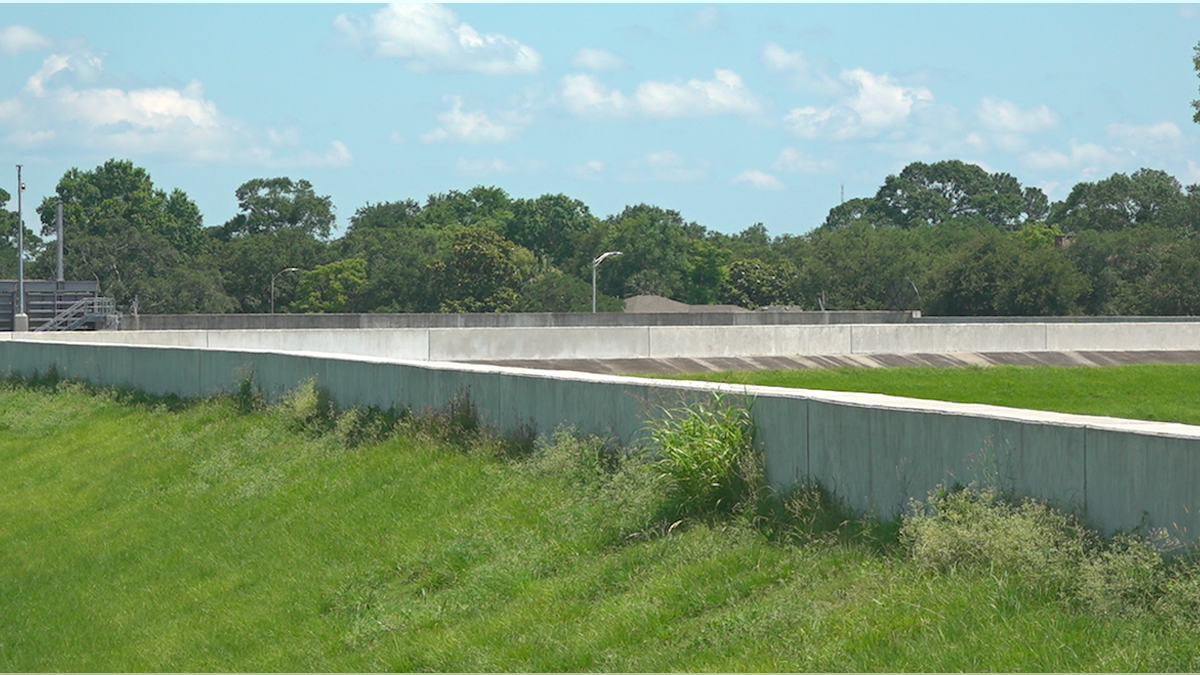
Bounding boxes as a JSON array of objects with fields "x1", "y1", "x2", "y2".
[
  {"x1": 850, "y1": 323, "x2": 1048, "y2": 354},
  {"x1": 647, "y1": 325, "x2": 851, "y2": 358},
  {"x1": 1046, "y1": 323, "x2": 1200, "y2": 352},
  {"x1": 428, "y1": 327, "x2": 649, "y2": 361},
  {"x1": 1084, "y1": 429, "x2": 1200, "y2": 539}
]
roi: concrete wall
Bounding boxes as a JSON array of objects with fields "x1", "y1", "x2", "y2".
[
  {"x1": 18, "y1": 320, "x2": 1200, "y2": 361},
  {"x1": 128, "y1": 310, "x2": 916, "y2": 331},
  {"x1": 3, "y1": 337, "x2": 1200, "y2": 542}
]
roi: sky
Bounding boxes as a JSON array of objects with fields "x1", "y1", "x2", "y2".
[{"x1": 1, "y1": 3, "x2": 1199, "y2": 239}]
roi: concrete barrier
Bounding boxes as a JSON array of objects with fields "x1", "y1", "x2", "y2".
[
  {"x1": 18, "y1": 321, "x2": 1200, "y2": 361},
  {"x1": 3, "y1": 337, "x2": 1200, "y2": 543}
]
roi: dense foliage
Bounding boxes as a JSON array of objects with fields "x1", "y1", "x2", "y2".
[{"x1": 8, "y1": 157, "x2": 1200, "y2": 316}]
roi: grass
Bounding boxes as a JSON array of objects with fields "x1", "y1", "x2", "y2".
[
  {"x1": 3, "y1": 379, "x2": 1200, "y2": 671},
  {"x1": 654, "y1": 363, "x2": 1200, "y2": 425}
]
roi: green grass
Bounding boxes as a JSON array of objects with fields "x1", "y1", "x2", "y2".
[
  {"x1": 3, "y1": 380, "x2": 1200, "y2": 671},
  {"x1": 655, "y1": 363, "x2": 1200, "y2": 425}
]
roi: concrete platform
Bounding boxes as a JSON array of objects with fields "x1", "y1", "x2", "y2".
[{"x1": 466, "y1": 349, "x2": 1200, "y2": 375}]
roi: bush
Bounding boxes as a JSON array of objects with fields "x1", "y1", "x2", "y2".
[
  {"x1": 901, "y1": 485, "x2": 1089, "y2": 596},
  {"x1": 278, "y1": 378, "x2": 337, "y2": 436},
  {"x1": 647, "y1": 394, "x2": 759, "y2": 518}
]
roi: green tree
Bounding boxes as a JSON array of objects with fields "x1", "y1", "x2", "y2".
[
  {"x1": 513, "y1": 268, "x2": 621, "y2": 312},
  {"x1": 214, "y1": 228, "x2": 328, "y2": 313},
  {"x1": 874, "y1": 160, "x2": 1042, "y2": 230},
  {"x1": 338, "y1": 202, "x2": 441, "y2": 313},
  {"x1": 417, "y1": 186, "x2": 514, "y2": 234},
  {"x1": 33, "y1": 159, "x2": 221, "y2": 312},
  {"x1": 1192, "y1": 39, "x2": 1200, "y2": 125},
  {"x1": 428, "y1": 226, "x2": 534, "y2": 313},
  {"x1": 718, "y1": 258, "x2": 801, "y2": 309},
  {"x1": 594, "y1": 204, "x2": 717, "y2": 301},
  {"x1": 221, "y1": 177, "x2": 335, "y2": 239},
  {"x1": 1048, "y1": 169, "x2": 1184, "y2": 233},
  {"x1": 506, "y1": 193, "x2": 598, "y2": 269},
  {"x1": 925, "y1": 229, "x2": 1087, "y2": 316},
  {"x1": 291, "y1": 258, "x2": 367, "y2": 313}
]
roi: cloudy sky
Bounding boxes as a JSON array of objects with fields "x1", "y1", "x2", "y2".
[{"x1": 1, "y1": 3, "x2": 1198, "y2": 237}]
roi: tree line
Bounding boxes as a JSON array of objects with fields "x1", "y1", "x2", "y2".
[{"x1": 1, "y1": 157, "x2": 1199, "y2": 316}]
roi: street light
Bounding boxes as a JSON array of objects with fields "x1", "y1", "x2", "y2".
[
  {"x1": 591, "y1": 251, "x2": 622, "y2": 313},
  {"x1": 270, "y1": 267, "x2": 300, "y2": 314}
]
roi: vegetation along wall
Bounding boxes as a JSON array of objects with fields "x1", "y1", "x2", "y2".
[{"x1": 2, "y1": 337, "x2": 1198, "y2": 543}]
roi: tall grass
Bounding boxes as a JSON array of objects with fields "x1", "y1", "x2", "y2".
[{"x1": 3, "y1": 375, "x2": 1200, "y2": 671}]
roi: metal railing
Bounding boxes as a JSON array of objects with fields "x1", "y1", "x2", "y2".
[{"x1": 34, "y1": 297, "x2": 116, "y2": 332}]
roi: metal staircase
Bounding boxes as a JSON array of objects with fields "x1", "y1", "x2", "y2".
[{"x1": 33, "y1": 296, "x2": 117, "y2": 332}]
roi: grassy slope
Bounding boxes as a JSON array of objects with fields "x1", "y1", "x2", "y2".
[
  {"x1": 1, "y1": 383, "x2": 1198, "y2": 671},
  {"x1": 657, "y1": 363, "x2": 1200, "y2": 425}
]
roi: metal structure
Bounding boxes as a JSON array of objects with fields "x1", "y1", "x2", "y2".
[
  {"x1": 14, "y1": 166, "x2": 26, "y2": 331},
  {"x1": 0, "y1": 280, "x2": 115, "y2": 332}
]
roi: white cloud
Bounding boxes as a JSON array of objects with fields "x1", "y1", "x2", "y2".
[
  {"x1": 733, "y1": 169, "x2": 783, "y2": 190},
  {"x1": 1, "y1": 51, "x2": 349, "y2": 167},
  {"x1": 560, "y1": 74, "x2": 630, "y2": 117},
  {"x1": 783, "y1": 68, "x2": 932, "y2": 140},
  {"x1": 334, "y1": 3, "x2": 540, "y2": 75},
  {"x1": 635, "y1": 69, "x2": 759, "y2": 117},
  {"x1": 572, "y1": 47, "x2": 622, "y2": 72},
  {"x1": 421, "y1": 96, "x2": 518, "y2": 143},
  {"x1": 0, "y1": 25, "x2": 50, "y2": 56},
  {"x1": 772, "y1": 147, "x2": 834, "y2": 173},
  {"x1": 456, "y1": 157, "x2": 510, "y2": 174},
  {"x1": 762, "y1": 42, "x2": 841, "y2": 96},
  {"x1": 572, "y1": 159, "x2": 604, "y2": 179},
  {"x1": 625, "y1": 150, "x2": 708, "y2": 182},
  {"x1": 1107, "y1": 121, "x2": 1184, "y2": 154},
  {"x1": 1023, "y1": 141, "x2": 1116, "y2": 171},
  {"x1": 977, "y1": 98, "x2": 1058, "y2": 134},
  {"x1": 687, "y1": 6, "x2": 722, "y2": 31},
  {"x1": 843, "y1": 69, "x2": 932, "y2": 128},
  {"x1": 268, "y1": 125, "x2": 302, "y2": 146}
]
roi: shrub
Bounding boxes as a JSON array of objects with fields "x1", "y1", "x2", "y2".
[
  {"x1": 901, "y1": 485, "x2": 1089, "y2": 596},
  {"x1": 278, "y1": 378, "x2": 337, "y2": 436},
  {"x1": 647, "y1": 394, "x2": 758, "y2": 518}
]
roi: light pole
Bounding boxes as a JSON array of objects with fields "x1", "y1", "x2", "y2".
[
  {"x1": 591, "y1": 251, "x2": 622, "y2": 313},
  {"x1": 270, "y1": 267, "x2": 300, "y2": 314},
  {"x1": 13, "y1": 165, "x2": 26, "y2": 332}
]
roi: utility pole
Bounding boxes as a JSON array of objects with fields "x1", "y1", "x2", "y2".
[{"x1": 13, "y1": 166, "x2": 27, "y2": 332}]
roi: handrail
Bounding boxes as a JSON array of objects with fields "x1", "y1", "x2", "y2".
[{"x1": 33, "y1": 296, "x2": 116, "y2": 332}]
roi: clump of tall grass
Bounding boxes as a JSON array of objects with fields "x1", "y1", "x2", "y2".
[
  {"x1": 647, "y1": 394, "x2": 759, "y2": 519},
  {"x1": 901, "y1": 482, "x2": 1200, "y2": 620}
]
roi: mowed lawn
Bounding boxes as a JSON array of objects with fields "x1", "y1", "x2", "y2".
[
  {"x1": 3, "y1": 382, "x2": 1200, "y2": 671},
  {"x1": 658, "y1": 363, "x2": 1200, "y2": 426}
]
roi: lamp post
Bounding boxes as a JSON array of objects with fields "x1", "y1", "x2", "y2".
[
  {"x1": 13, "y1": 165, "x2": 26, "y2": 332},
  {"x1": 270, "y1": 267, "x2": 300, "y2": 314},
  {"x1": 591, "y1": 251, "x2": 622, "y2": 313}
]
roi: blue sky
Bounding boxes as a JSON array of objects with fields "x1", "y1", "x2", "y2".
[{"x1": 1, "y1": 3, "x2": 1198, "y2": 237}]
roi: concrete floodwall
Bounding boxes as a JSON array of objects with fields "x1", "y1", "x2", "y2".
[
  {"x1": 16, "y1": 320, "x2": 1200, "y2": 361},
  {"x1": 129, "y1": 310, "x2": 916, "y2": 331},
  {"x1": 2, "y1": 337, "x2": 1200, "y2": 542}
]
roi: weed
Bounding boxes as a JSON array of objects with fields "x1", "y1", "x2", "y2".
[
  {"x1": 233, "y1": 373, "x2": 266, "y2": 414},
  {"x1": 901, "y1": 484, "x2": 1090, "y2": 597},
  {"x1": 278, "y1": 378, "x2": 338, "y2": 436},
  {"x1": 335, "y1": 405, "x2": 404, "y2": 449},
  {"x1": 647, "y1": 393, "x2": 759, "y2": 519}
]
